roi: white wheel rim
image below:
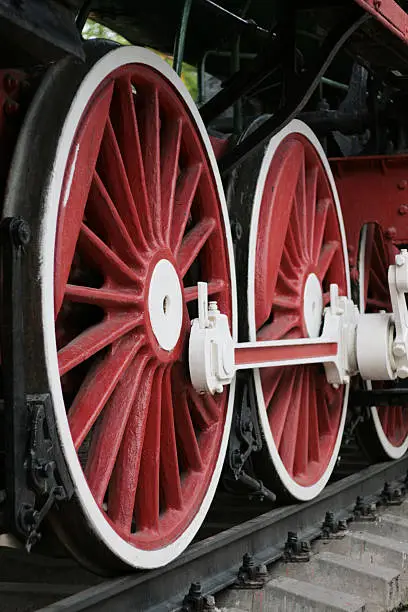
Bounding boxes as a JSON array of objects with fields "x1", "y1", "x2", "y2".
[
  {"x1": 248, "y1": 120, "x2": 350, "y2": 501},
  {"x1": 32, "y1": 47, "x2": 237, "y2": 568},
  {"x1": 359, "y1": 224, "x2": 408, "y2": 459}
]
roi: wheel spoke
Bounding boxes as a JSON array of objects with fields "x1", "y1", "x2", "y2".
[
  {"x1": 294, "y1": 151, "x2": 308, "y2": 258},
  {"x1": 188, "y1": 388, "x2": 219, "y2": 428},
  {"x1": 177, "y1": 217, "x2": 216, "y2": 278},
  {"x1": 312, "y1": 199, "x2": 330, "y2": 264},
  {"x1": 320, "y1": 385, "x2": 334, "y2": 435},
  {"x1": 54, "y1": 84, "x2": 114, "y2": 314},
  {"x1": 316, "y1": 240, "x2": 340, "y2": 282},
  {"x1": 262, "y1": 367, "x2": 284, "y2": 408},
  {"x1": 68, "y1": 333, "x2": 145, "y2": 450},
  {"x1": 161, "y1": 117, "x2": 183, "y2": 243},
  {"x1": 294, "y1": 367, "x2": 309, "y2": 476},
  {"x1": 58, "y1": 313, "x2": 142, "y2": 376},
  {"x1": 86, "y1": 172, "x2": 143, "y2": 266},
  {"x1": 108, "y1": 360, "x2": 157, "y2": 531},
  {"x1": 65, "y1": 284, "x2": 140, "y2": 309},
  {"x1": 308, "y1": 371, "x2": 320, "y2": 463},
  {"x1": 272, "y1": 292, "x2": 301, "y2": 312},
  {"x1": 258, "y1": 314, "x2": 300, "y2": 341},
  {"x1": 173, "y1": 371, "x2": 203, "y2": 471},
  {"x1": 78, "y1": 223, "x2": 141, "y2": 287},
  {"x1": 171, "y1": 164, "x2": 203, "y2": 254},
  {"x1": 139, "y1": 86, "x2": 161, "y2": 240},
  {"x1": 369, "y1": 266, "x2": 388, "y2": 297},
  {"x1": 134, "y1": 367, "x2": 164, "y2": 531},
  {"x1": 98, "y1": 118, "x2": 148, "y2": 250},
  {"x1": 396, "y1": 406, "x2": 404, "y2": 434},
  {"x1": 160, "y1": 368, "x2": 182, "y2": 511},
  {"x1": 286, "y1": 222, "x2": 304, "y2": 269},
  {"x1": 279, "y1": 368, "x2": 304, "y2": 474},
  {"x1": 110, "y1": 76, "x2": 152, "y2": 240},
  {"x1": 85, "y1": 349, "x2": 150, "y2": 505},
  {"x1": 276, "y1": 269, "x2": 302, "y2": 297},
  {"x1": 269, "y1": 367, "x2": 297, "y2": 449},
  {"x1": 306, "y1": 165, "x2": 319, "y2": 257}
]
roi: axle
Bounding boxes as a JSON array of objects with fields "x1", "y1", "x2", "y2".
[{"x1": 189, "y1": 251, "x2": 408, "y2": 395}]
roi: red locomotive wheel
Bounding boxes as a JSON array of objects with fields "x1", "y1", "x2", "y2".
[
  {"x1": 357, "y1": 224, "x2": 408, "y2": 459},
  {"x1": 248, "y1": 121, "x2": 350, "y2": 500},
  {"x1": 4, "y1": 45, "x2": 236, "y2": 569}
]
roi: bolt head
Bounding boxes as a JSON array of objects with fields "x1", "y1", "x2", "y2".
[
  {"x1": 398, "y1": 180, "x2": 407, "y2": 190},
  {"x1": 393, "y1": 342, "x2": 406, "y2": 357},
  {"x1": 385, "y1": 227, "x2": 397, "y2": 239},
  {"x1": 397, "y1": 366, "x2": 408, "y2": 379},
  {"x1": 399, "y1": 205, "x2": 408, "y2": 216}
]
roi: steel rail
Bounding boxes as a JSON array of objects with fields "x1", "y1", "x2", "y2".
[{"x1": 37, "y1": 455, "x2": 408, "y2": 612}]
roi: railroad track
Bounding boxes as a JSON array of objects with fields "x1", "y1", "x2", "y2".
[{"x1": 1, "y1": 452, "x2": 406, "y2": 612}]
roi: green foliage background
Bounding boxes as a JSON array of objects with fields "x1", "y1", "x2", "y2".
[{"x1": 83, "y1": 19, "x2": 198, "y2": 99}]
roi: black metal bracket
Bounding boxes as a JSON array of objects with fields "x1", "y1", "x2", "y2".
[
  {"x1": 229, "y1": 374, "x2": 261, "y2": 470},
  {"x1": 0, "y1": 217, "x2": 73, "y2": 551},
  {"x1": 227, "y1": 374, "x2": 276, "y2": 502}
]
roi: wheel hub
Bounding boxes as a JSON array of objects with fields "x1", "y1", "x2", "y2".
[
  {"x1": 303, "y1": 273, "x2": 323, "y2": 338},
  {"x1": 148, "y1": 258, "x2": 183, "y2": 351}
]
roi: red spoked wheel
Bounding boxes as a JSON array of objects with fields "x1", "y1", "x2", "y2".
[
  {"x1": 247, "y1": 120, "x2": 350, "y2": 500},
  {"x1": 357, "y1": 223, "x2": 408, "y2": 459},
  {"x1": 4, "y1": 45, "x2": 236, "y2": 569}
]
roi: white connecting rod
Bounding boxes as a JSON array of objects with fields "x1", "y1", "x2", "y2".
[{"x1": 189, "y1": 252, "x2": 408, "y2": 395}]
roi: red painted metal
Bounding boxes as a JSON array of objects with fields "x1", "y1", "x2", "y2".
[
  {"x1": 255, "y1": 134, "x2": 347, "y2": 486},
  {"x1": 354, "y1": 0, "x2": 408, "y2": 43},
  {"x1": 235, "y1": 341, "x2": 338, "y2": 367},
  {"x1": 55, "y1": 63, "x2": 233, "y2": 550},
  {"x1": 361, "y1": 223, "x2": 408, "y2": 447},
  {"x1": 331, "y1": 154, "x2": 408, "y2": 277}
]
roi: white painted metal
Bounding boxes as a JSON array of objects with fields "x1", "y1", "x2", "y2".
[
  {"x1": 10, "y1": 46, "x2": 238, "y2": 569},
  {"x1": 190, "y1": 247, "x2": 408, "y2": 395},
  {"x1": 189, "y1": 283, "x2": 235, "y2": 394},
  {"x1": 189, "y1": 281, "x2": 360, "y2": 391},
  {"x1": 303, "y1": 272, "x2": 324, "y2": 338},
  {"x1": 389, "y1": 249, "x2": 408, "y2": 378},
  {"x1": 356, "y1": 313, "x2": 395, "y2": 380},
  {"x1": 148, "y1": 258, "x2": 183, "y2": 351}
]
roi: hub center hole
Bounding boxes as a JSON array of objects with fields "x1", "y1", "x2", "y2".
[{"x1": 163, "y1": 295, "x2": 170, "y2": 315}]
